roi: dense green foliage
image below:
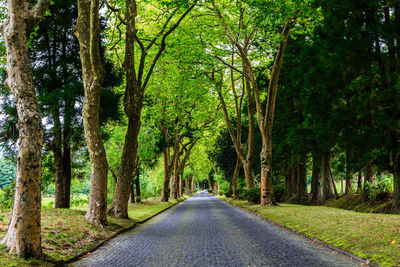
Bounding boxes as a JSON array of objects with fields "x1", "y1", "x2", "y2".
[{"x1": 0, "y1": 159, "x2": 15, "y2": 189}]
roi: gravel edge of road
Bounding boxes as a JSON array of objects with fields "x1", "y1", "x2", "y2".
[
  {"x1": 58, "y1": 198, "x2": 188, "y2": 267},
  {"x1": 215, "y1": 195, "x2": 380, "y2": 267}
]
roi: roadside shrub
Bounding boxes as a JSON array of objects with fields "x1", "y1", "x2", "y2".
[
  {"x1": 70, "y1": 196, "x2": 89, "y2": 207},
  {"x1": 235, "y1": 188, "x2": 245, "y2": 200},
  {"x1": 0, "y1": 180, "x2": 15, "y2": 210},
  {"x1": 273, "y1": 184, "x2": 288, "y2": 203},
  {"x1": 223, "y1": 189, "x2": 233, "y2": 198},
  {"x1": 42, "y1": 201, "x2": 54, "y2": 210},
  {"x1": 371, "y1": 180, "x2": 393, "y2": 202},
  {"x1": 242, "y1": 187, "x2": 261, "y2": 203}
]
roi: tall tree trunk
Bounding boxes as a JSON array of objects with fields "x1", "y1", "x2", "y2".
[
  {"x1": 61, "y1": 44, "x2": 73, "y2": 209},
  {"x1": 284, "y1": 166, "x2": 291, "y2": 196},
  {"x1": 53, "y1": 110, "x2": 64, "y2": 208},
  {"x1": 345, "y1": 146, "x2": 353, "y2": 194},
  {"x1": 161, "y1": 146, "x2": 170, "y2": 202},
  {"x1": 108, "y1": 117, "x2": 140, "y2": 218},
  {"x1": 178, "y1": 174, "x2": 183, "y2": 198},
  {"x1": 311, "y1": 152, "x2": 322, "y2": 202},
  {"x1": 243, "y1": 77, "x2": 255, "y2": 189},
  {"x1": 363, "y1": 161, "x2": 375, "y2": 201},
  {"x1": 322, "y1": 153, "x2": 334, "y2": 201},
  {"x1": 255, "y1": 23, "x2": 291, "y2": 206},
  {"x1": 296, "y1": 156, "x2": 307, "y2": 201},
  {"x1": 357, "y1": 171, "x2": 362, "y2": 193},
  {"x1": 135, "y1": 173, "x2": 141, "y2": 202},
  {"x1": 290, "y1": 166, "x2": 297, "y2": 197},
  {"x1": 170, "y1": 151, "x2": 179, "y2": 199},
  {"x1": 242, "y1": 162, "x2": 254, "y2": 189},
  {"x1": 0, "y1": 0, "x2": 50, "y2": 258},
  {"x1": 185, "y1": 178, "x2": 189, "y2": 196},
  {"x1": 232, "y1": 158, "x2": 241, "y2": 199},
  {"x1": 108, "y1": 0, "x2": 143, "y2": 218},
  {"x1": 129, "y1": 179, "x2": 135, "y2": 204},
  {"x1": 76, "y1": 0, "x2": 108, "y2": 225},
  {"x1": 62, "y1": 143, "x2": 72, "y2": 208},
  {"x1": 191, "y1": 174, "x2": 195, "y2": 193}
]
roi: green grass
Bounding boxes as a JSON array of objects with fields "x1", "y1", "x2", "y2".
[
  {"x1": 0, "y1": 196, "x2": 187, "y2": 265},
  {"x1": 218, "y1": 196, "x2": 400, "y2": 266}
]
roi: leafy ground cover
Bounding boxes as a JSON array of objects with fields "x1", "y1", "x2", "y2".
[
  {"x1": 0, "y1": 197, "x2": 186, "y2": 266},
  {"x1": 218, "y1": 196, "x2": 400, "y2": 266}
]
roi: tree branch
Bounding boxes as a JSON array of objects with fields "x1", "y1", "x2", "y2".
[
  {"x1": 215, "y1": 55, "x2": 244, "y2": 76},
  {"x1": 28, "y1": 0, "x2": 52, "y2": 28},
  {"x1": 142, "y1": 3, "x2": 196, "y2": 90}
]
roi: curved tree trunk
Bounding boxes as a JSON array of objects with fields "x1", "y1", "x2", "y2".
[
  {"x1": 0, "y1": 0, "x2": 50, "y2": 258},
  {"x1": 76, "y1": 0, "x2": 108, "y2": 225},
  {"x1": 108, "y1": 117, "x2": 141, "y2": 218}
]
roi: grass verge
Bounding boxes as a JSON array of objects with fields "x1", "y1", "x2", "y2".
[
  {"x1": 0, "y1": 196, "x2": 187, "y2": 266},
  {"x1": 218, "y1": 195, "x2": 400, "y2": 267}
]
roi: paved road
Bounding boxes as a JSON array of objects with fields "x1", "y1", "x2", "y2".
[{"x1": 73, "y1": 192, "x2": 359, "y2": 267}]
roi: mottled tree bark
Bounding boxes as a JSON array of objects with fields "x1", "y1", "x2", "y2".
[
  {"x1": 185, "y1": 178, "x2": 189, "y2": 196},
  {"x1": 311, "y1": 152, "x2": 322, "y2": 202},
  {"x1": 109, "y1": 117, "x2": 140, "y2": 218},
  {"x1": 108, "y1": 0, "x2": 142, "y2": 218},
  {"x1": 232, "y1": 158, "x2": 241, "y2": 199},
  {"x1": 257, "y1": 24, "x2": 291, "y2": 206},
  {"x1": 322, "y1": 153, "x2": 334, "y2": 201},
  {"x1": 213, "y1": 1, "x2": 291, "y2": 206},
  {"x1": 191, "y1": 174, "x2": 195, "y2": 193},
  {"x1": 76, "y1": 0, "x2": 108, "y2": 225},
  {"x1": 0, "y1": 0, "x2": 50, "y2": 258}
]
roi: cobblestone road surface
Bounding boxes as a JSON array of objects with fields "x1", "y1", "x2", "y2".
[{"x1": 72, "y1": 192, "x2": 359, "y2": 267}]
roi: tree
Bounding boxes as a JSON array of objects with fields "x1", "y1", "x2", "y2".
[
  {"x1": 0, "y1": 0, "x2": 50, "y2": 258},
  {"x1": 106, "y1": 0, "x2": 196, "y2": 218},
  {"x1": 75, "y1": 0, "x2": 108, "y2": 225},
  {"x1": 29, "y1": 0, "x2": 122, "y2": 209}
]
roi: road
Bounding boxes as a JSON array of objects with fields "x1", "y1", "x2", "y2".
[{"x1": 72, "y1": 192, "x2": 359, "y2": 267}]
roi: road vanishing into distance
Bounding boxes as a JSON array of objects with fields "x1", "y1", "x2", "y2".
[{"x1": 73, "y1": 192, "x2": 359, "y2": 267}]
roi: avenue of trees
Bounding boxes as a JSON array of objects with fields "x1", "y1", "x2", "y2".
[{"x1": 0, "y1": 0, "x2": 399, "y2": 261}]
